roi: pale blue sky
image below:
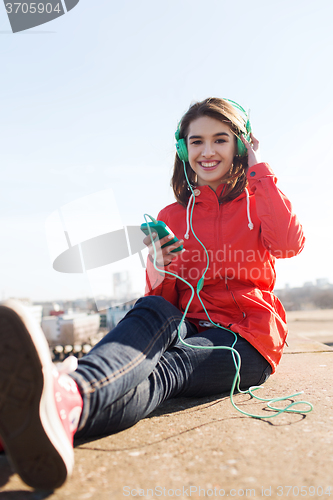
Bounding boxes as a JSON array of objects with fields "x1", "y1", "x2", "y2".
[{"x1": 1, "y1": 0, "x2": 332, "y2": 301}]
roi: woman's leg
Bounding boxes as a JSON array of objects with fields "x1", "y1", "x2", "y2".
[
  {"x1": 71, "y1": 295, "x2": 197, "y2": 434},
  {"x1": 74, "y1": 325, "x2": 271, "y2": 439},
  {"x1": 172, "y1": 327, "x2": 272, "y2": 398}
]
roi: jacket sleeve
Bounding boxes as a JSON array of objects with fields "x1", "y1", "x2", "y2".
[
  {"x1": 247, "y1": 162, "x2": 305, "y2": 258},
  {"x1": 144, "y1": 210, "x2": 180, "y2": 307}
]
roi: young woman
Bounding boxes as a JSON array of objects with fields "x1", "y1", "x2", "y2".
[{"x1": 0, "y1": 98, "x2": 304, "y2": 490}]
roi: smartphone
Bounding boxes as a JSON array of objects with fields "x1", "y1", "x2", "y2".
[{"x1": 140, "y1": 221, "x2": 183, "y2": 253}]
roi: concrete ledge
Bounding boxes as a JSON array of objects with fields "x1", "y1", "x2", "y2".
[{"x1": 1, "y1": 315, "x2": 332, "y2": 499}]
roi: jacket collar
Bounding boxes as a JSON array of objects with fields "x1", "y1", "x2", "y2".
[
  {"x1": 191, "y1": 183, "x2": 247, "y2": 202},
  {"x1": 183, "y1": 184, "x2": 254, "y2": 239}
]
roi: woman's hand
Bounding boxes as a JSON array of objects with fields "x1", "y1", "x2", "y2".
[
  {"x1": 241, "y1": 133, "x2": 261, "y2": 169},
  {"x1": 143, "y1": 233, "x2": 184, "y2": 267}
]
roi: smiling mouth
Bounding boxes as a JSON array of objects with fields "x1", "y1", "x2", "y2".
[{"x1": 199, "y1": 161, "x2": 220, "y2": 168}]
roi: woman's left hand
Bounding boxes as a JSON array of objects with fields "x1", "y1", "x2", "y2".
[{"x1": 241, "y1": 133, "x2": 261, "y2": 169}]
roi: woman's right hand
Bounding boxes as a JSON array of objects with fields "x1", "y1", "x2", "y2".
[{"x1": 143, "y1": 233, "x2": 184, "y2": 267}]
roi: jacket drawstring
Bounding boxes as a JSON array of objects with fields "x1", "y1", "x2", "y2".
[
  {"x1": 246, "y1": 188, "x2": 254, "y2": 230},
  {"x1": 184, "y1": 193, "x2": 194, "y2": 239}
]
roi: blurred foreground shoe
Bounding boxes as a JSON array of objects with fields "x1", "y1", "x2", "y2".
[{"x1": 0, "y1": 300, "x2": 83, "y2": 490}]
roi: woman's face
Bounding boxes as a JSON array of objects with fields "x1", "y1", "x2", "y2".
[{"x1": 187, "y1": 115, "x2": 237, "y2": 191}]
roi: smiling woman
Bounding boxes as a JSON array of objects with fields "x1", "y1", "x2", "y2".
[{"x1": 0, "y1": 97, "x2": 305, "y2": 490}]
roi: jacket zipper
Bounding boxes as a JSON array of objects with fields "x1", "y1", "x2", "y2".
[{"x1": 220, "y1": 197, "x2": 245, "y2": 320}]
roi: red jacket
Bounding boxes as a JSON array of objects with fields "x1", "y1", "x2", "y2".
[{"x1": 145, "y1": 163, "x2": 305, "y2": 372}]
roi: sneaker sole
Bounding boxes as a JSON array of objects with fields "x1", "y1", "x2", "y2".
[{"x1": 0, "y1": 301, "x2": 74, "y2": 489}]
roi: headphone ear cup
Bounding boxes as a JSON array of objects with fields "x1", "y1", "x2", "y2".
[
  {"x1": 176, "y1": 138, "x2": 189, "y2": 162},
  {"x1": 236, "y1": 136, "x2": 247, "y2": 157},
  {"x1": 237, "y1": 117, "x2": 252, "y2": 156}
]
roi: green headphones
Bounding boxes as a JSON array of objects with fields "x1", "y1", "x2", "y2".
[{"x1": 175, "y1": 98, "x2": 252, "y2": 163}]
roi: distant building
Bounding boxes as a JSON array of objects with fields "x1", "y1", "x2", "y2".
[
  {"x1": 316, "y1": 278, "x2": 329, "y2": 288},
  {"x1": 106, "y1": 299, "x2": 136, "y2": 330},
  {"x1": 113, "y1": 271, "x2": 131, "y2": 302},
  {"x1": 275, "y1": 278, "x2": 333, "y2": 310},
  {"x1": 26, "y1": 304, "x2": 43, "y2": 326},
  {"x1": 41, "y1": 312, "x2": 100, "y2": 347},
  {"x1": 12, "y1": 299, "x2": 43, "y2": 326},
  {"x1": 50, "y1": 310, "x2": 65, "y2": 316},
  {"x1": 99, "y1": 313, "x2": 107, "y2": 328}
]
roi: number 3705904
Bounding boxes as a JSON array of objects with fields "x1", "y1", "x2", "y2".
[
  {"x1": 277, "y1": 486, "x2": 331, "y2": 496},
  {"x1": 5, "y1": 3, "x2": 62, "y2": 14}
]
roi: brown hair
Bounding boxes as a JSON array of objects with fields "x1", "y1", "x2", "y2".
[{"x1": 171, "y1": 97, "x2": 249, "y2": 206}]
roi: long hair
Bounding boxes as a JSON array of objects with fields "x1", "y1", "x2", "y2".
[{"x1": 171, "y1": 98, "x2": 249, "y2": 207}]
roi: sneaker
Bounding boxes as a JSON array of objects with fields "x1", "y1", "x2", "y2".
[{"x1": 0, "y1": 300, "x2": 83, "y2": 490}]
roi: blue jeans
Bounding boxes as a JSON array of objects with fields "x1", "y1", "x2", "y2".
[{"x1": 71, "y1": 296, "x2": 271, "y2": 439}]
